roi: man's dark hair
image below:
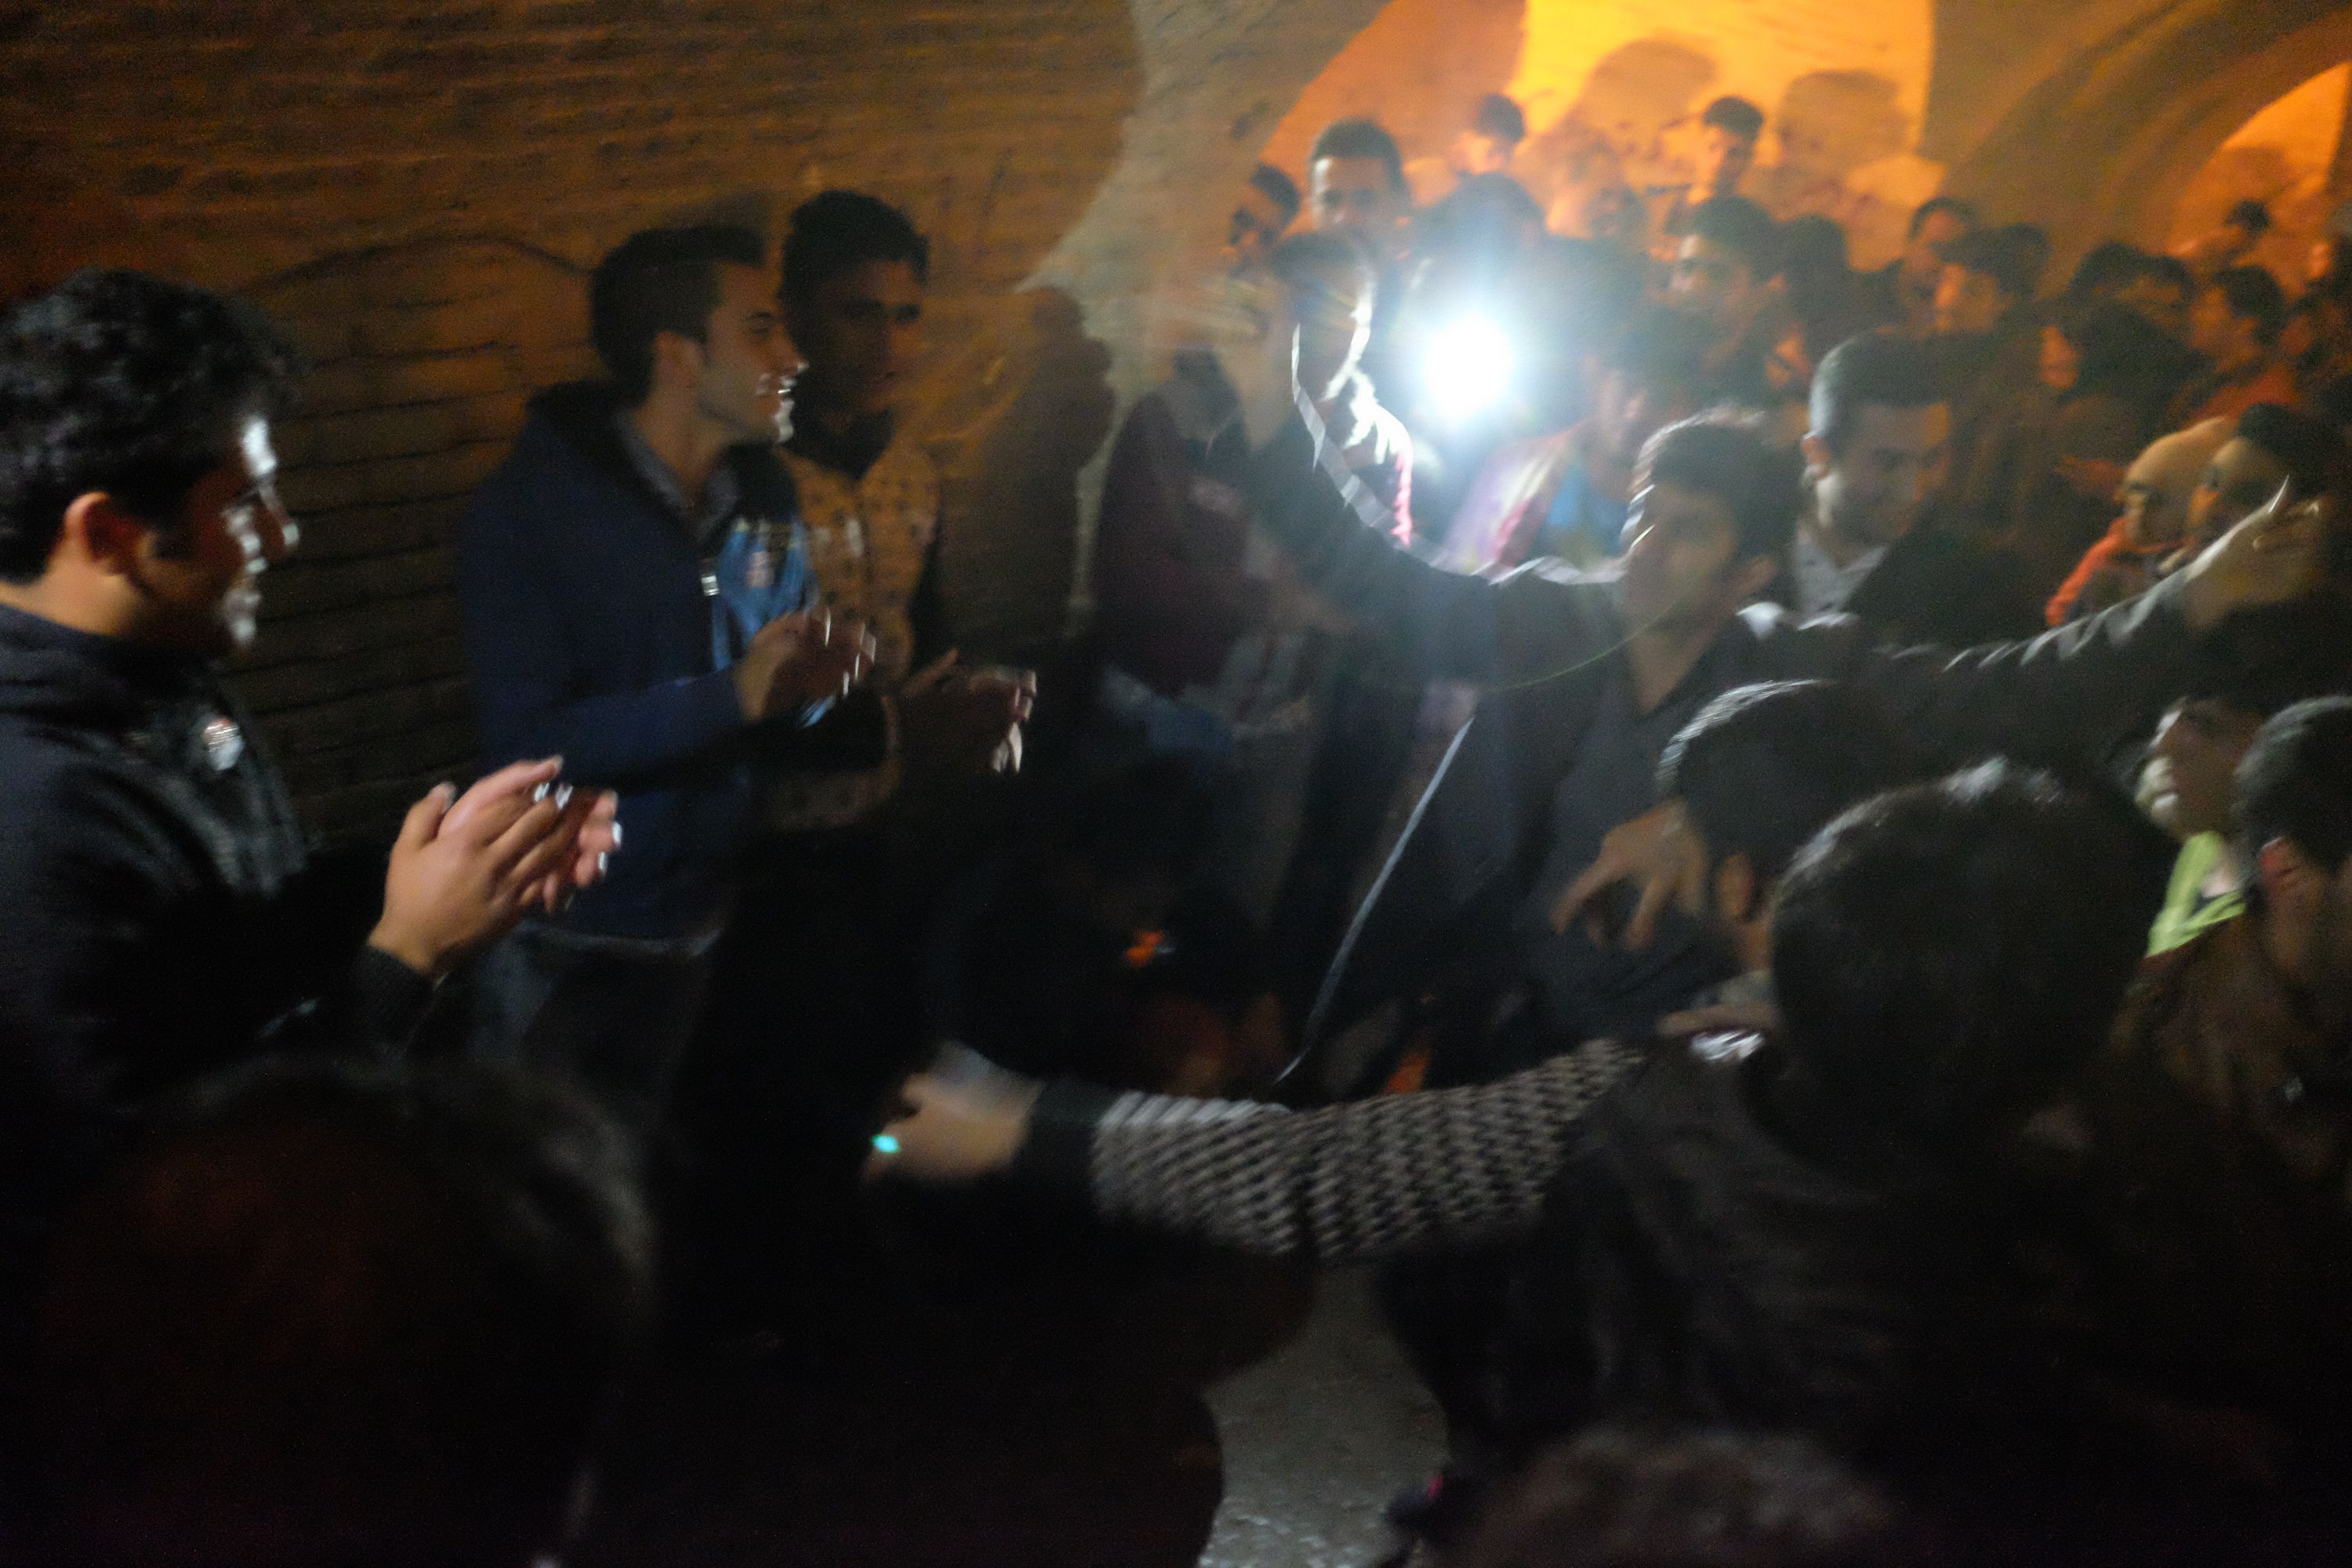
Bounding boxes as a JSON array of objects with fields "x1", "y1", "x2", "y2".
[
  {"x1": 2226, "y1": 198, "x2": 2274, "y2": 237},
  {"x1": 780, "y1": 189, "x2": 931, "y2": 307},
  {"x1": 1942, "y1": 226, "x2": 2041, "y2": 304},
  {"x1": 1639, "y1": 412, "x2": 1804, "y2": 564},
  {"x1": 1310, "y1": 117, "x2": 1407, "y2": 194},
  {"x1": 589, "y1": 223, "x2": 765, "y2": 406},
  {"x1": 0, "y1": 269, "x2": 301, "y2": 583},
  {"x1": 1686, "y1": 195, "x2": 1783, "y2": 281},
  {"x1": 2136, "y1": 251, "x2": 2196, "y2": 302},
  {"x1": 2209, "y1": 263, "x2": 2288, "y2": 347},
  {"x1": 1454, "y1": 1430, "x2": 1896, "y2": 1568},
  {"x1": 1998, "y1": 223, "x2": 2053, "y2": 296},
  {"x1": 2067, "y1": 240, "x2": 2147, "y2": 300},
  {"x1": 1905, "y1": 195, "x2": 1977, "y2": 241},
  {"x1": 1471, "y1": 92, "x2": 1527, "y2": 147},
  {"x1": 1659, "y1": 681, "x2": 1917, "y2": 888},
  {"x1": 1599, "y1": 306, "x2": 1713, "y2": 394},
  {"x1": 2235, "y1": 401, "x2": 2348, "y2": 495},
  {"x1": 1772, "y1": 762, "x2": 2161, "y2": 1156},
  {"x1": 1702, "y1": 95, "x2": 1767, "y2": 142},
  {"x1": 1248, "y1": 162, "x2": 1302, "y2": 225},
  {"x1": 1809, "y1": 332, "x2": 1945, "y2": 453},
  {"x1": 32, "y1": 1061, "x2": 655, "y2": 1568},
  {"x1": 2234, "y1": 695, "x2": 2352, "y2": 872}
]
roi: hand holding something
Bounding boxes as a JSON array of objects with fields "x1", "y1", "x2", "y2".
[
  {"x1": 1548, "y1": 800, "x2": 1708, "y2": 949},
  {"x1": 735, "y1": 609, "x2": 877, "y2": 720},
  {"x1": 865, "y1": 1069, "x2": 1042, "y2": 1183},
  {"x1": 1659, "y1": 995, "x2": 1782, "y2": 1039},
  {"x1": 902, "y1": 652, "x2": 1036, "y2": 775},
  {"x1": 371, "y1": 760, "x2": 588, "y2": 978},
  {"x1": 2181, "y1": 481, "x2": 2332, "y2": 632}
]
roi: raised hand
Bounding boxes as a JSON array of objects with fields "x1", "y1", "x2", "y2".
[
  {"x1": 902, "y1": 652, "x2": 1037, "y2": 775},
  {"x1": 1548, "y1": 799, "x2": 1709, "y2": 950},
  {"x1": 2181, "y1": 481, "x2": 2333, "y2": 632},
  {"x1": 865, "y1": 1067, "x2": 1041, "y2": 1184}
]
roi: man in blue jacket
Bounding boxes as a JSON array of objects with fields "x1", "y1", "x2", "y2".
[{"x1": 460, "y1": 225, "x2": 882, "y2": 1127}]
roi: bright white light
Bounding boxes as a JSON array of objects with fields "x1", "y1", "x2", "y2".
[{"x1": 1423, "y1": 316, "x2": 1514, "y2": 422}]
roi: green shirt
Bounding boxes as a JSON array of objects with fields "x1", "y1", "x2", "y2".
[{"x1": 2148, "y1": 832, "x2": 2245, "y2": 956}]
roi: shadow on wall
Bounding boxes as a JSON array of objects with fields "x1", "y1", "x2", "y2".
[
  {"x1": 1755, "y1": 71, "x2": 1914, "y2": 255},
  {"x1": 238, "y1": 237, "x2": 598, "y2": 838},
  {"x1": 934, "y1": 287, "x2": 1117, "y2": 660}
]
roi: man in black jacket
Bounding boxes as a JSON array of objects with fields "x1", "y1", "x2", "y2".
[
  {"x1": 0, "y1": 270, "x2": 612, "y2": 1341},
  {"x1": 1787, "y1": 332, "x2": 2037, "y2": 647},
  {"x1": 1209, "y1": 285, "x2": 2332, "y2": 1076}
]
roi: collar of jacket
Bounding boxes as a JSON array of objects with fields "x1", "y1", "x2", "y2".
[
  {"x1": 0, "y1": 601, "x2": 216, "y2": 731},
  {"x1": 526, "y1": 380, "x2": 798, "y2": 534}
]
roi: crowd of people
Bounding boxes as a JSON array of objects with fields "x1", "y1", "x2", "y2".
[{"x1": 5, "y1": 81, "x2": 2352, "y2": 1568}]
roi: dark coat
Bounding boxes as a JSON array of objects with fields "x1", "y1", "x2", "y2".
[
  {"x1": 0, "y1": 604, "x2": 427, "y2": 1330},
  {"x1": 459, "y1": 383, "x2": 885, "y2": 939},
  {"x1": 1240, "y1": 401, "x2": 2221, "y2": 1055}
]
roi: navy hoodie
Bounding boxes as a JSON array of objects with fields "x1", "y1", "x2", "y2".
[{"x1": 459, "y1": 382, "x2": 886, "y2": 940}]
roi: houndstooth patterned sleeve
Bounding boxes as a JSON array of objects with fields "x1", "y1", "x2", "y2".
[{"x1": 1071, "y1": 1040, "x2": 1642, "y2": 1263}]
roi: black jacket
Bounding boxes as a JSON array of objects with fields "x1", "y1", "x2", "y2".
[
  {"x1": 1785, "y1": 525, "x2": 2043, "y2": 651},
  {"x1": 0, "y1": 605, "x2": 427, "y2": 1329}
]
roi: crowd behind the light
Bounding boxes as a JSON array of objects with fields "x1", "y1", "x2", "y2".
[{"x1": 5, "y1": 85, "x2": 2352, "y2": 1568}]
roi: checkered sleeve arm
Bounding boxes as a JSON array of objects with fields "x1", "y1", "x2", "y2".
[{"x1": 1011, "y1": 1040, "x2": 1640, "y2": 1262}]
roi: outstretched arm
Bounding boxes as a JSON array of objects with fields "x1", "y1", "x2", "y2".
[{"x1": 872, "y1": 1040, "x2": 1639, "y2": 1262}]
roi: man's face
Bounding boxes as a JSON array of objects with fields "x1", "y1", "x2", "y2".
[
  {"x1": 1694, "y1": 126, "x2": 1758, "y2": 198},
  {"x1": 2114, "y1": 275, "x2": 2191, "y2": 339},
  {"x1": 1903, "y1": 212, "x2": 1968, "y2": 291},
  {"x1": 1453, "y1": 129, "x2": 1512, "y2": 177},
  {"x1": 2309, "y1": 855, "x2": 2352, "y2": 1041},
  {"x1": 2189, "y1": 285, "x2": 2253, "y2": 365},
  {"x1": 688, "y1": 262, "x2": 800, "y2": 443},
  {"x1": 788, "y1": 257, "x2": 924, "y2": 423},
  {"x1": 1290, "y1": 263, "x2": 1374, "y2": 401},
  {"x1": 1808, "y1": 401, "x2": 1951, "y2": 549},
  {"x1": 1309, "y1": 156, "x2": 1406, "y2": 248},
  {"x1": 1617, "y1": 477, "x2": 1754, "y2": 632},
  {"x1": 132, "y1": 416, "x2": 296, "y2": 658},
  {"x1": 2140, "y1": 698, "x2": 2262, "y2": 841},
  {"x1": 1933, "y1": 263, "x2": 2009, "y2": 336},
  {"x1": 2186, "y1": 436, "x2": 2290, "y2": 546},
  {"x1": 1594, "y1": 367, "x2": 1697, "y2": 470},
  {"x1": 1669, "y1": 235, "x2": 1760, "y2": 336},
  {"x1": 1226, "y1": 183, "x2": 1292, "y2": 267}
]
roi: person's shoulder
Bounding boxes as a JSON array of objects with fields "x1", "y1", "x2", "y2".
[{"x1": 0, "y1": 725, "x2": 186, "y2": 884}]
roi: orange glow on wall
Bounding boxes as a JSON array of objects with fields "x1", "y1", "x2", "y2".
[{"x1": 2169, "y1": 64, "x2": 2349, "y2": 278}]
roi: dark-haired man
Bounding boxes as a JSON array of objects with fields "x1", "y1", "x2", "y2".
[
  {"x1": 1216, "y1": 301, "x2": 2332, "y2": 1073},
  {"x1": 0, "y1": 270, "x2": 612, "y2": 1340},
  {"x1": 460, "y1": 224, "x2": 880, "y2": 1123},
  {"x1": 1863, "y1": 195, "x2": 1976, "y2": 336},
  {"x1": 2178, "y1": 263, "x2": 2296, "y2": 426},
  {"x1": 1308, "y1": 117, "x2": 1412, "y2": 257},
  {"x1": 1228, "y1": 162, "x2": 1301, "y2": 267},
  {"x1": 1452, "y1": 93, "x2": 1527, "y2": 183},
  {"x1": 1786, "y1": 332, "x2": 2036, "y2": 644},
  {"x1": 1667, "y1": 195, "x2": 1787, "y2": 412},
  {"x1": 1650, "y1": 96, "x2": 1766, "y2": 260}
]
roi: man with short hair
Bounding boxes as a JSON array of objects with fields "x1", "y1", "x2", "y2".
[
  {"x1": 1227, "y1": 162, "x2": 1301, "y2": 267},
  {"x1": 30, "y1": 1061, "x2": 652, "y2": 1568},
  {"x1": 1933, "y1": 225, "x2": 2039, "y2": 339},
  {"x1": 2176, "y1": 401, "x2": 2347, "y2": 557},
  {"x1": 1650, "y1": 96, "x2": 1766, "y2": 261},
  {"x1": 1452, "y1": 93, "x2": 1526, "y2": 182},
  {"x1": 1788, "y1": 332, "x2": 2037, "y2": 644},
  {"x1": 2178, "y1": 263, "x2": 2296, "y2": 425},
  {"x1": 459, "y1": 224, "x2": 880, "y2": 1124},
  {"x1": 0, "y1": 269, "x2": 611, "y2": 1342},
  {"x1": 1308, "y1": 117, "x2": 1412, "y2": 256},
  {"x1": 1666, "y1": 195, "x2": 1787, "y2": 410},
  {"x1": 1221, "y1": 306, "x2": 2332, "y2": 1070},
  {"x1": 2176, "y1": 197, "x2": 2274, "y2": 281},
  {"x1": 1864, "y1": 194, "x2": 1976, "y2": 336}
]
